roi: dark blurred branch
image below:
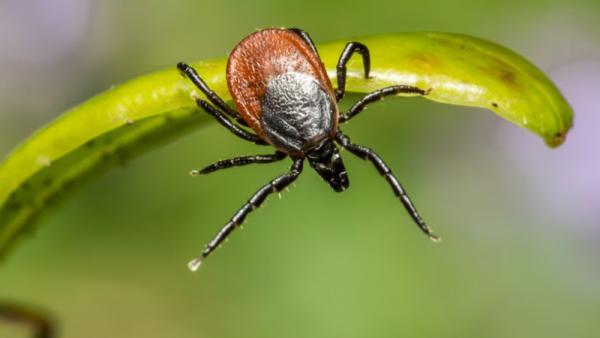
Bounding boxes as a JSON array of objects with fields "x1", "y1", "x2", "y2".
[{"x1": 0, "y1": 301, "x2": 55, "y2": 338}]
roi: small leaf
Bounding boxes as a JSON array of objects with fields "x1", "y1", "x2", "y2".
[{"x1": 0, "y1": 32, "x2": 573, "y2": 259}]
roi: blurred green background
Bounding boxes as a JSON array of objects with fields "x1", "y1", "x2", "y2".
[{"x1": 1, "y1": 0, "x2": 599, "y2": 337}]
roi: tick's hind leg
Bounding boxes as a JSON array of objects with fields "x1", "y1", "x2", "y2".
[
  {"x1": 335, "y1": 42, "x2": 371, "y2": 102},
  {"x1": 335, "y1": 132, "x2": 439, "y2": 241},
  {"x1": 191, "y1": 151, "x2": 287, "y2": 176},
  {"x1": 177, "y1": 62, "x2": 248, "y2": 126},
  {"x1": 188, "y1": 158, "x2": 304, "y2": 270}
]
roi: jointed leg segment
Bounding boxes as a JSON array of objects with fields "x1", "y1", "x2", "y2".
[
  {"x1": 288, "y1": 28, "x2": 320, "y2": 57},
  {"x1": 196, "y1": 99, "x2": 267, "y2": 145},
  {"x1": 335, "y1": 132, "x2": 439, "y2": 241},
  {"x1": 339, "y1": 85, "x2": 429, "y2": 123},
  {"x1": 191, "y1": 151, "x2": 287, "y2": 175},
  {"x1": 188, "y1": 158, "x2": 304, "y2": 270},
  {"x1": 177, "y1": 62, "x2": 248, "y2": 126},
  {"x1": 335, "y1": 42, "x2": 371, "y2": 102}
]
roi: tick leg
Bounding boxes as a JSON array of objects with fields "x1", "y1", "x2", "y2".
[
  {"x1": 339, "y1": 85, "x2": 429, "y2": 123},
  {"x1": 196, "y1": 99, "x2": 268, "y2": 145},
  {"x1": 177, "y1": 62, "x2": 248, "y2": 126},
  {"x1": 335, "y1": 42, "x2": 371, "y2": 102},
  {"x1": 288, "y1": 28, "x2": 320, "y2": 57},
  {"x1": 0, "y1": 302, "x2": 55, "y2": 338},
  {"x1": 188, "y1": 158, "x2": 304, "y2": 270},
  {"x1": 191, "y1": 151, "x2": 287, "y2": 176},
  {"x1": 335, "y1": 132, "x2": 439, "y2": 241}
]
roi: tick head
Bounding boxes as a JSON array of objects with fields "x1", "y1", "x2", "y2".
[{"x1": 306, "y1": 139, "x2": 349, "y2": 192}]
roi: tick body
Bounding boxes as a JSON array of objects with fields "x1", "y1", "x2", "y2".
[
  {"x1": 178, "y1": 28, "x2": 438, "y2": 270},
  {"x1": 228, "y1": 29, "x2": 338, "y2": 156}
]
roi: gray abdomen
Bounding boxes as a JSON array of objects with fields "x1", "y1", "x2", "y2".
[{"x1": 261, "y1": 72, "x2": 335, "y2": 154}]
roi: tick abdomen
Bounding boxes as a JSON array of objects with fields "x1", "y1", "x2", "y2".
[{"x1": 261, "y1": 72, "x2": 335, "y2": 155}]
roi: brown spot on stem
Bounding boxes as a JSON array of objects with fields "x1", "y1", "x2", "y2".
[
  {"x1": 407, "y1": 53, "x2": 441, "y2": 72},
  {"x1": 499, "y1": 68, "x2": 516, "y2": 84},
  {"x1": 479, "y1": 64, "x2": 517, "y2": 86}
]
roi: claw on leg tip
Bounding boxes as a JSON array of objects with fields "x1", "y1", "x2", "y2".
[
  {"x1": 429, "y1": 233, "x2": 441, "y2": 242},
  {"x1": 188, "y1": 257, "x2": 203, "y2": 272}
]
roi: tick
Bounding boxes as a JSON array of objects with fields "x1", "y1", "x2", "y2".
[{"x1": 178, "y1": 28, "x2": 438, "y2": 270}]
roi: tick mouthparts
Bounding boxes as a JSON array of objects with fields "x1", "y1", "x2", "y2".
[{"x1": 187, "y1": 257, "x2": 203, "y2": 271}]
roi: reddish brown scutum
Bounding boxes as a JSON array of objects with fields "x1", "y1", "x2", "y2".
[{"x1": 226, "y1": 28, "x2": 336, "y2": 142}]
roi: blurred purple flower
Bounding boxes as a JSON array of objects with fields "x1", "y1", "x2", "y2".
[
  {"x1": 497, "y1": 61, "x2": 600, "y2": 232},
  {"x1": 0, "y1": 0, "x2": 96, "y2": 129},
  {"x1": 0, "y1": 0, "x2": 92, "y2": 64}
]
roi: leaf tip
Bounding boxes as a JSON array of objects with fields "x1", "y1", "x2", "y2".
[{"x1": 545, "y1": 130, "x2": 569, "y2": 148}]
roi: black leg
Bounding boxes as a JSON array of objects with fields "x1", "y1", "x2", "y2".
[
  {"x1": 191, "y1": 151, "x2": 287, "y2": 176},
  {"x1": 0, "y1": 302, "x2": 55, "y2": 338},
  {"x1": 288, "y1": 28, "x2": 320, "y2": 57},
  {"x1": 335, "y1": 132, "x2": 439, "y2": 241},
  {"x1": 177, "y1": 62, "x2": 248, "y2": 126},
  {"x1": 188, "y1": 158, "x2": 304, "y2": 270},
  {"x1": 196, "y1": 99, "x2": 268, "y2": 145},
  {"x1": 339, "y1": 85, "x2": 429, "y2": 123},
  {"x1": 335, "y1": 42, "x2": 371, "y2": 102}
]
